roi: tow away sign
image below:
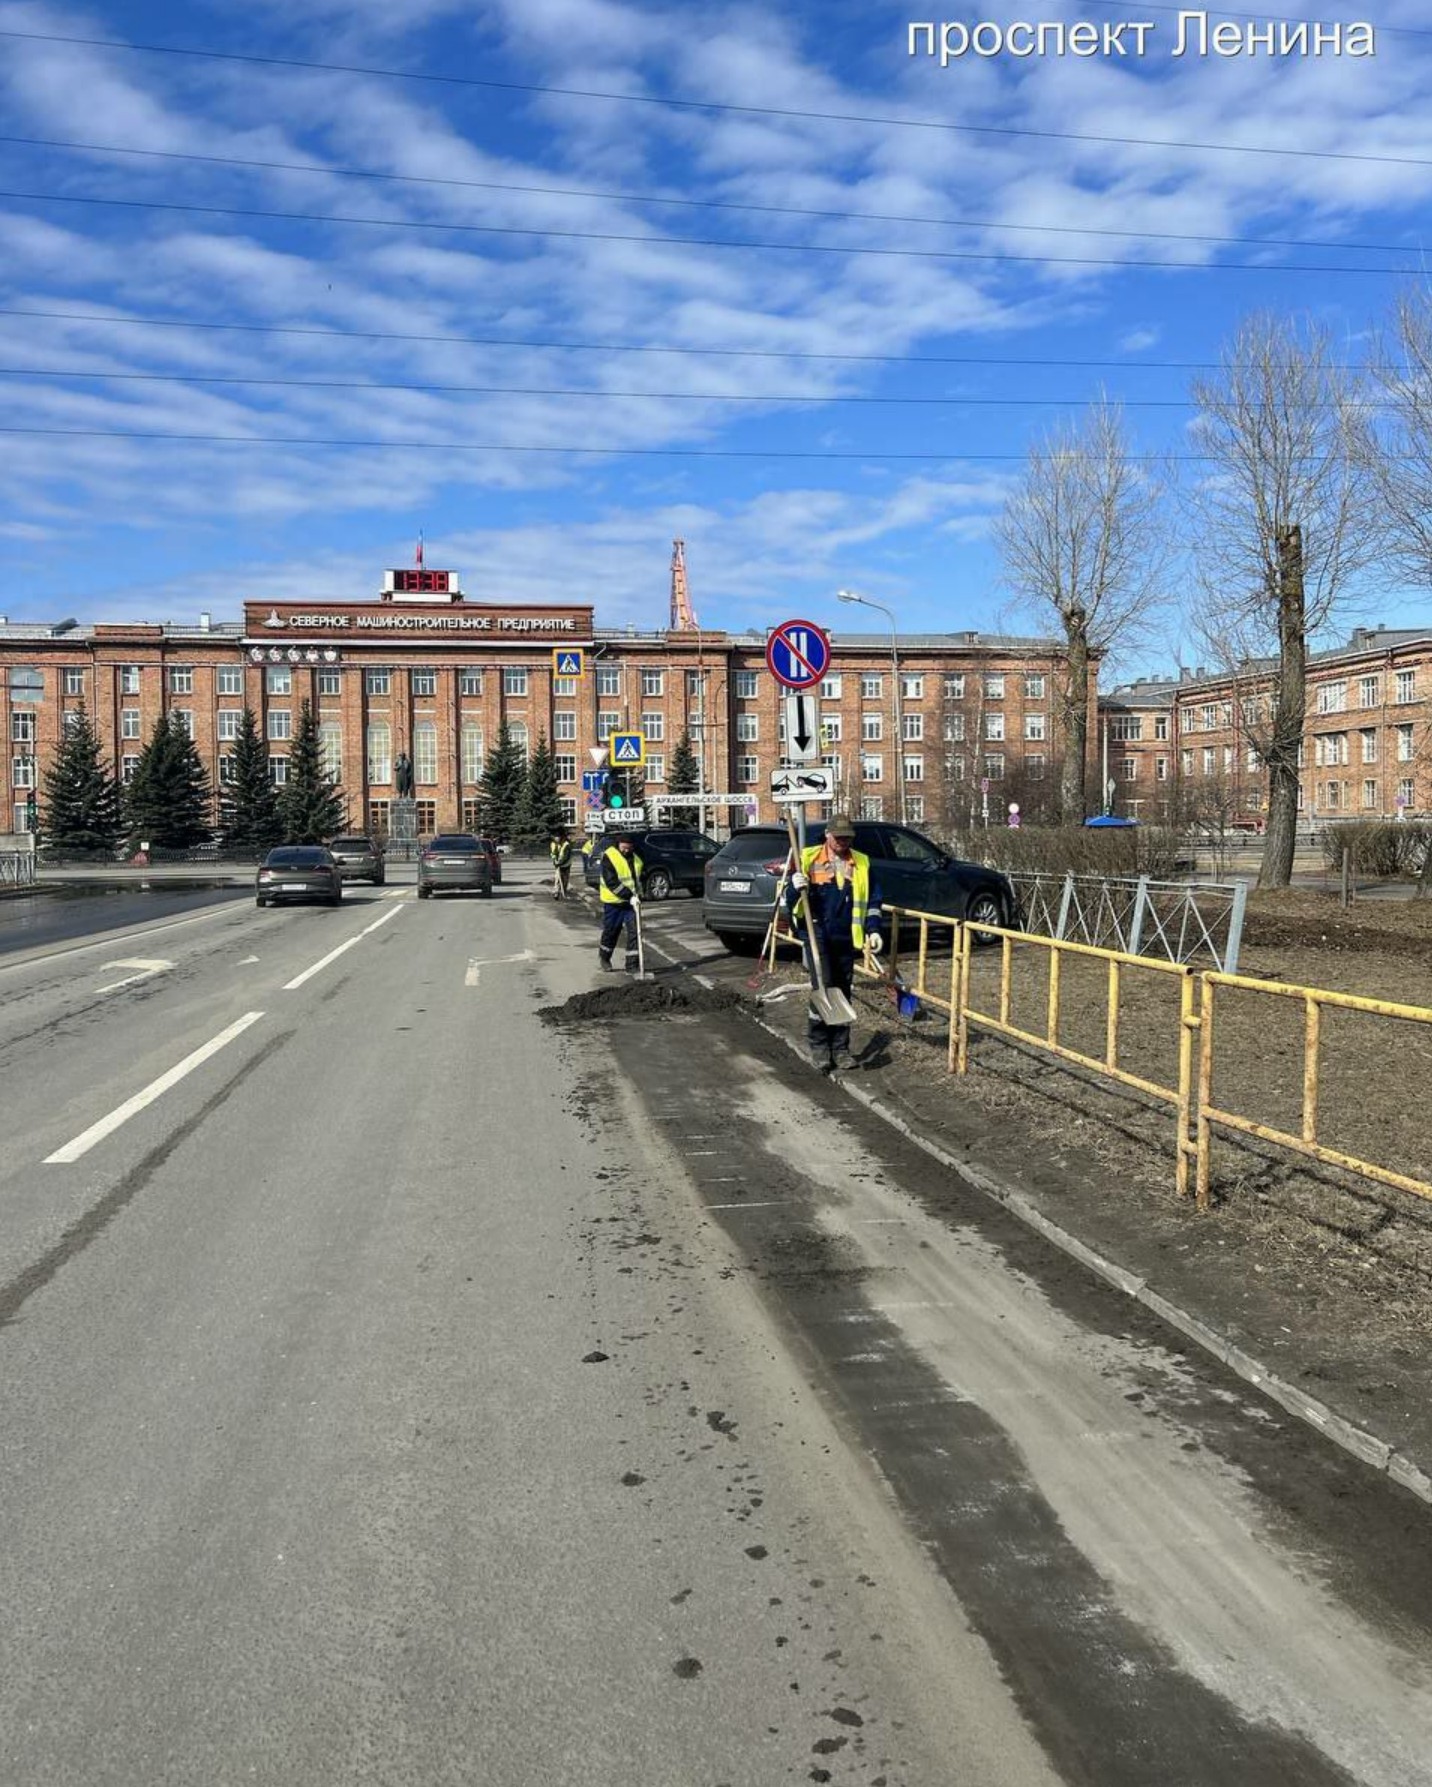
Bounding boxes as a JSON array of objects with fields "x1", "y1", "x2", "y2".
[{"x1": 770, "y1": 765, "x2": 835, "y2": 802}]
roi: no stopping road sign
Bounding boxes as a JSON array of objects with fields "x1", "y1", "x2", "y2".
[{"x1": 766, "y1": 618, "x2": 831, "y2": 690}]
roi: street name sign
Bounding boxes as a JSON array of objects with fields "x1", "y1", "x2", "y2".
[
  {"x1": 770, "y1": 764, "x2": 836, "y2": 803},
  {"x1": 766, "y1": 619, "x2": 831, "y2": 691},
  {"x1": 782, "y1": 691, "x2": 821, "y2": 764}
]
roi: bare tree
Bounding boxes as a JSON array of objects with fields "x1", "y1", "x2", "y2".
[
  {"x1": 996, "y1": 399, "x2": 1168, "y2": 824},
  {"x1": 1186, "y1": 314, "x2": 1379, "y2": 890}
]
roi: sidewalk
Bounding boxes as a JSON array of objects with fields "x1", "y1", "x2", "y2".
[{"x1": 664, "y1": 934, "x2": 1432, "y2": 1508}]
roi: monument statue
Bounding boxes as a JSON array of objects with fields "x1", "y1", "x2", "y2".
[{"x1": 394, "y1": 751, "x2": 414, "y2": 797}]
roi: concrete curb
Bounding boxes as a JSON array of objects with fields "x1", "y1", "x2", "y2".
[{"x1": 643, "y1": 930, "x2": 1432, "y2": 1509}]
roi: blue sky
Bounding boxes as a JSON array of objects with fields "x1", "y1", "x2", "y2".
[{"x1": 2, "y1": 0, "x2": 1431, "y2": 671}]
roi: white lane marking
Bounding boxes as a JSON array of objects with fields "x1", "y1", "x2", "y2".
[
  {"x1": 0, "y1": 900, "x2": 239, "y2": 975},
  {"x1": 95, "y1": 957, "x2": 173, "y2": 994},
  {"x1": 463, "y1": 949, "x2": 537, "y2": 988},
  {"x1": 705, "y1": 1200, "x2": 799, "y2": 1211},
  {"x1": 283, "y1": 903, "x2": 403, "y2": 991},
  {"x1": 465, "y1": 959, "x2": 481, "y2": 987},
  {"x1": 44, "y1": 1011, "x2": 266, "y2": 1165},
  {"x1": 239, "y1": 955, "x2": 259, "y2": 964},
  {"x1": 685, "y1": 1150, "x2": 718, "y2": 1156}
]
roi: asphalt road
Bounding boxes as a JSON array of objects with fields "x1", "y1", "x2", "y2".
[
  {"x1": 1, "y1": 868, "x2": 1429, "y2": 1785},
  {"x1": 0, "y1": 879, "x2": 252, "y2": 957}
]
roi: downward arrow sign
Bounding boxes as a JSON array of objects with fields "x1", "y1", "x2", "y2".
[{"x1": 783, "y1": 692, "x2": 821, "y2": 764}]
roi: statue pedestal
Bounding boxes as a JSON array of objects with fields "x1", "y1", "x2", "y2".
[{"x1": 390, "y1": 796, "x2": 418, "y2": 842}]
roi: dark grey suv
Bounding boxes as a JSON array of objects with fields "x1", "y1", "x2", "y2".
[
  {"x1": 327, "y1": 834, "x2": 385, "y2": 885},
  {"x1": 702, "y1": 820, "x2": 1017, "y2": 955},
  {"x1": 583, "y1": 828, "x2": 720, "y2": 900}
]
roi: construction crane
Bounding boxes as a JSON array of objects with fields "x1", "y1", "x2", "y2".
[{"x1": 669, "y1": 539, "x2": 699, "y2": 631}]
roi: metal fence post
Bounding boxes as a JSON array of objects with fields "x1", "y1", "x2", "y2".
[
  {"x1": 1128, "y1": 875, "x2": 1151, "y2": 957},
  {"x1": 1224, "y1": 880, "x2": 1248, "y2": 976},
  {"x1": 1055, "y1": 872, "x2": 1075, "y2": 941}
]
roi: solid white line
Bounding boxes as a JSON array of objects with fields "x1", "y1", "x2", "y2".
[
  {"x1": 44, "y1": 1011, "x2": 266, "y2": 1164},
  {"x1": 283, "y1": 902, "x2": 404, "y2": 991}
]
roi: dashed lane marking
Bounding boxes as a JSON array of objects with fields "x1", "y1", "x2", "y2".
[{"x1": 283, "y1": 902, "x2": 404, "y2": 991}]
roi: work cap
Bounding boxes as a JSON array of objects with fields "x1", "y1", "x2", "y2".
[{"x1": 826, "y1": 813, "x2": 856, "y2": 839}]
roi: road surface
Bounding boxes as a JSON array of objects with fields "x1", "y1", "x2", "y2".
[{"x1": 1, "y1": 865, "x2": 1429, "y2": 1785}]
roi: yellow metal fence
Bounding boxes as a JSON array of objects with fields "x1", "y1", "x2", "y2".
[{"x1": 860, "y1": 904, "x2": 1432, "y2": 1213}]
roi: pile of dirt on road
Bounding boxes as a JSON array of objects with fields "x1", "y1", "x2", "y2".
[
  {"x1": 540, "y1": 981, "x2": 743, "y2": 1025},
  {"x1": 1243, "y1": 888, "x2": 1432, "y2": 960}
]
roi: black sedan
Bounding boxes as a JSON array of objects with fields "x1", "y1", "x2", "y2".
[
  {"x1": 256, "y1": 845, "x2": 344, "y2": 907},
  {"x1": 417, "y1": 833, "x2": 494, "y2": 898}
]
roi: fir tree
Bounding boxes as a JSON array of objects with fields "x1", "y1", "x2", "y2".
[
  {"x1": 219, "y1": 706, "x2": 282, "y2": 855},
  {"x1": 513, "y1": 732, "x2": 567, "y2": 846},
  {"x1": 277, "y1": 700, "x2": 345, "y2": 844},
  {"x1": 477, "y1": 721, "x2": 526, "y2": 842},
  {"x1": 125, "y1": 713, "x2": 212, "y2": 848},
  {"x1": 667, "y1": 730, "x2": 701, "y2": 828},
  {"x1": 40, "y1": 703, "x2": 122, "y2": 853}
]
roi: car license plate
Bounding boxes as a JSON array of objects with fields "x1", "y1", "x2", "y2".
[
  {"x1": 282, "y1": 882, "x2": 307, "y2": 890},
  {"x1": 719, "y1": 879, "x2": 751, "y2": 893}
]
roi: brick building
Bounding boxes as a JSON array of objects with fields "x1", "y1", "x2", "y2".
[
  {"x1": 3, "y1": 567, "x2": 1090, "y2": 841},
  {"x1": 1099, "y1": 625, "x2": 1432, "y2": 825}
]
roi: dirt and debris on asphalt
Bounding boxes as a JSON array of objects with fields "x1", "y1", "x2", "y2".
[{"x1": 540, "y1": 980, "x2": 744, "y2": 1024}]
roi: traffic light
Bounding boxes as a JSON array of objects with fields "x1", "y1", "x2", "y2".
[
  {"x1": 25, "y1": 793, "x2": 38, "y2": 834},
  {"x1": 606, "y1": 781, "x2": 625, "y2": 810}
]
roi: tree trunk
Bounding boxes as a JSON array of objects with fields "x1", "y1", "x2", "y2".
[
  {"x1": 1257, "y1": 526, "x2": 1307, "y2": 891},
  {"x1": 1060, "y1": 627, "x2": 1090, "y2": 825}
]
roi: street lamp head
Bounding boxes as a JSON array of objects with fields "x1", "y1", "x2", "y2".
[{"x1": 836, "y1": 589, "x2": 862, "y2": 606}]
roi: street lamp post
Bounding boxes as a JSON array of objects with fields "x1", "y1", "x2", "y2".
[{"x1": 837, "y1": 589, "x2": 906, "y2": 824}]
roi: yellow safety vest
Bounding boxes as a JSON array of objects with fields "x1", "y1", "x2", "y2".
[
  {"x1": 793, "y1": 844, "x2": 873, "y2": 948},
  {"x1": 598, "y1": 846, "x2": 644, "y2": 903}
]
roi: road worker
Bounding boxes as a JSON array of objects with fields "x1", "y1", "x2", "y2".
[
  {"x1": 597, "y1": 834, "x2": 645, "y2": 972},
  {"x1": 787, "y1": 813, "x2": 884, "y2": 1073},
  {"x1": 550, "y1": 832, "x2": 574, "y2": 899}
]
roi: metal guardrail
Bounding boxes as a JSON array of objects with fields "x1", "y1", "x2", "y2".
[
  {"x1": 1008, "y1": 871, "x2": 1248, "y2": 973},
  {"x1": 1, "y1": 849, "x2": 37, "y2": 887}
]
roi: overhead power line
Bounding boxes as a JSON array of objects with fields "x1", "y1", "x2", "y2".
[
  {"x1": 2, "y1": 27, "x2": 1430, "y2": 172},
  {"x1": 0, "y1": 187, "x2": 1419, "y2": 277},
  {"x1": 0, "y1": 307, "x2": 1397, "y2": 374},
  {"x1": 0, "y1": 131, "x2": 1421, "y2": 259}
]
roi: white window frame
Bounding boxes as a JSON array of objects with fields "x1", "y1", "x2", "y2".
[
  {"x1": 641, "y1": 711, "x2": 664, "y2": 743},
  {"x1": 820, "y1": 675, "x2": 842, "y2": 700},
  {"x1": 1025, "y1": 713, "x2": 1046, "y2": 741},
  {"x1": 641, "y1": 668, "x2": 665, "y2": 698},
  {"x1": 735, "y1": 670, "x2": 759, "y2": 700},
  {"x1": 862, "y1": 713, "x2": 883, "y2": 741},
  {"x1": 411, "y1": 669, "x2": 437, "y2": 699},
  {"x1": 553, "y1": 712, "x2": 577, "y2": 742},
  {"x1": 503, "y1": 667, "x2": 528, "y2": 698},
  {"x1": 736, "y1": 714, "x2": 759, "y2": 743},
  {"x1": 218, "y1": 710, "x2": 242, "y2": 741},
  {"x1": 861, "y1": 754, "x2": 883, "y2": 783},
  {"x1": 862, "y1": 674, "x2": 884, "y2": 700},
  {"x1": 597, "y1": 666, "x2": 621, "y2": 697},
  {"x1": 218, "y1": 666, "x2": 243, "y2": 695},
  {"x1": 413, "y1": 719, "x2": 438, "y2": 786},
  {"x1": 267, "y1": 709, "x2": 291, "y2": 742},
  {"x1": 169, "y1": 667, "x2": 194, "y2": 695},
  {"x1": 266, "y1": 666, "x2": 292, "y2": 696},
  {"x1": 121, "y1": 708, "x2": 142, "y2": 739}
]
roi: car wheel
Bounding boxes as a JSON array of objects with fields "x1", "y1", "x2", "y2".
[
  {"x1": 644, "y1": 868, "x2": 673, "y2": 901},
  {"x1": 255, "y1": 896, "x2": 267, "y2": 907},
  {"x1": 964, "y1": 889, "x2": 1005, "y2": 941},
  {"x1": 418, "y1": 885, "x2": 432, "y2": 899},
  {"x1": 715, "y1": 931, "x2": 762, "y2": 957},
  {"x1": 329, "y1": 893, "x2": 342, "y2": 907}
]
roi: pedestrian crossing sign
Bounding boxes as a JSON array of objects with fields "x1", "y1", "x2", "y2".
[
  {"x1": 552, "y1": 648, "x2": 585, "y2": 677},
  {"x1": 610, "y1": 731, "x2": 645, "y2": 767}
]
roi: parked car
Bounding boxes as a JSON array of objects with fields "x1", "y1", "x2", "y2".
[
  {"x1": 256, "y1": 845, "x2": 343, "y2": 908},
  {"x1": 583, "y1": 828, "x2": 721, "y2": 899},
  {"x1": 417, "y1": 833, "x2": 494, "y2": 899},
  {"x1": 702, "y1": 820, "x2": 1017, "y2": 954},
  {"x1": 475, "y1": 837, "x2": 503, "y2": 883},
  {"x1": 326, "y1": 833, "x2": 385, "y2": 884}
]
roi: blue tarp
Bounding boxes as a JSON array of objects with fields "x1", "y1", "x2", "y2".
[{"x1": 1084, "y1": 815, "x2": 1138, "y2": 828}]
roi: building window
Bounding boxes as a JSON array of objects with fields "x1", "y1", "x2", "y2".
[
  {"x1": 319, "y1": 721, "x2": 341, "y2": 782},
  {"x1": 366, "y1": 669, "x2": 390, "y2": 697},
  {"x1": 645, "y1": 754, "x2": 666, "y2": 784},
  {"x1": 942, "y1": 714, "x2": 963, "y2": 743},
  {"x1": 641, "y1": 712, "x2": 664, "y2": 742},
  {"x1": 983, "y1": 674, "x2": 1005, "y2": 701},
  {"x1": 367, "y1": 722, "x2": 392, "y2": 784},
  {"x1": 267, "y1": 709, "x2": 291, "y2": 742},
  {"x1": 1182, "y1": 749, "x2": 1194, "y2": 776},
  {"x1": 736, "y1": 755, "x2": 758, "y2": 784},
  {"x1": 461, "y1": 798, "x2": 482, "y2": 831},
  {"x1": 1361, "y1": 728, "x2": 1378, "y2": 763},
  {"x1": 1202, "y1": 747, "x2": 1215, "y2": 775},
  {"x1": 1109, "y1": 715, "x2": 1142, "y2": 741},
  {"x1": 1315, "y1": 681, "x2": 1347, "y2": 715},
  {"x1": 318, "y1": 670, "x2": 340, "y2": 696},
  {"x1": 461, "y1": 725, "x2": 483, "y2": 783},
  {"x1": 1118, "y1": 756, "x2": 1137, "y2": 781},
  {"x1": 1200, "y1": 703, "x2": 1216, "y2": 731},
  {"x1": 863, "y1": 673, "x2": 884, "y2": 700},
  {"x1": 1396, "y1": 670, "x2": 1416, "y2": 704},
  {"x1": 9, "y1": 668, "x2": 44, "y2": 702},
  {"x1": 902, "y1": 712, "x2": 923, "y2": 742},
  {"x1": 460, "y1": 669, "x2": 483, "y2": 697},
  {"x1": 861, "y1": 754, "x2": 883, "y2": 783},
  {"x1": 859, "y1": 795, "x2": 883, "y2": 819},
  {"x1": 171, "y1": 709, "x2": 194, "y2": 739},
  {"x1": 1324, "y1": 781, "x2": 1343, "y2": 811},
  {"x1": 503, "y1": 667, "x2": 528, "y2": 698},
  {"x1": 1026, "y1": 754, "x2": 1046, "y2": 780},
  {"x1": 217, "y1": 666, "x2": 243, "y2": 695},
  {"x1": 863, "y1": 713, "x2": 883, "y2": 741},
  {"x1": 121, "y1": 708, "x2": 141, "y2": 739},
  {"x1": 414, "y1": 719, "x2": 438, "y2": 785},
  {"x1": 947, "y1": 754, "x2": 967, "y2": 781},
  {"x1": 1023, "y1": 674, "x2": 1045, "y2": 700},
  {"x1": 560, "y1": 797, "x2": 577, "y2": 828},
  {"x1": 736, "y1": 713, "x2": 758, "y2": 743},
  {"x1": 1398, "y1": 777, "x2": 1415, "y2": 807},
  {"x1": 169, "y1": 667, "x2": 194, "y2": 695},
  {"x1": 1025, "y1": 713, "x2": 1046, "y2": 741},
  {"x1": 1397, "y1": 724, "x2": 1415, "y2": 762},
  {"x1": 906, "y1": 795, "x2": 925, "y2": 822},
  {"x1": 940, "y1": 674, "x2": 964, "y2": 701},
  {"x1": 269, "y1": 757, "x2": 289, "y2": 787},
  {"x1": 554, "y1": 676, "x2": 577, "y2": 698},
  {"x1": 369, "y1": 799, "x2": 391, "y2": 837},
  {"x1": 597, "y1": 666, "x2": 621, "y2": 697},
  {"x1": 12, "y1": 756, "x2": 35, "y2": 788},
  {"x1": 735, "y1": 670, "x2": 758, "y2": 700},
  {"x1": 61, "y1": 709, "x2": 83, "y2": 735},
  {"x1": 985, "y1": 713, "x2": 1005, "y2": 741},
  {"x1": 508, "y1": 723, "x2": 528, "y2": 758},
  {"x1": 597, "y1": 711, "x2": 621, "y2": 741},
  {"x1": 900, "y1": 675, "x2": 923, "y2": 701},
  {"x1": 1363, "y1": 779, "x2": 1379, "y2": 809},
  {"x1": 1359, "y1": 675, "x2": 1379, "y2": 708},
  {"x1": 120, "y1": 665, "x2": 141, "y2": 695},
  {"x1": 218, "y1": 755, "x2": 238, "y2": 785},
  {"x1": 1154, "y1": 715, "x2": 1169, "y2": 741},
  {"x1": 904, "y1": 755, "x2": 924, "y2": 783},
  {"x1": 266, "y1": 666, "x2": 291, "y2": 696},
  {"x1": 1247, "y1": 746, "x2": 1261, "y2": 772},
  {"x1": 820, "y1": 675, "x2": 842, "y2": 700},
  {"x1": 982, "y1": 753, "x2": 1005, "y2": 780},
  {"x1": 554, "y1": 754, "x2": 577, "y2": 784},
  {"x1": 218, "y1": 710, "x2": 242, "y2": 741},
  {"x1": 416, "y1": 799, "x2": 436, "y2": 835},
  {"x1": 411, "y1": 669, "x2": 437, "y2": 698},
  {"x1": 822, "y1": 716, "x2": 843, "y2": 744},
  {"x1": 1156, "y1": 756, "x2": 1169, "y2": 781},
  {"x1": 553, "y1": 711, "x2": 577, "y2": 741},
  {"x1": 121, "y1": 754, "x2": 139, "y2": 783},
  {"x1": 63, "y1": 667, "x2": 85, "y2": 695},
  {"x1": 1223, "y1": 746, "x2": 1235, "y2": 774},
  {"x1": 641, "y1": 668, "x2": 664, "y2": 697}
]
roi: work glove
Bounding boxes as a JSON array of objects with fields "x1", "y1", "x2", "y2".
[
  {"x1": 867, "y1": 933, "x2": 884, "y2": 956},
  {"x1": 630, "y1": 894, "x2": 642, "y2": 909},
  {"x1": 790, "y1": 871, "x2": 808, "y2": 890}
]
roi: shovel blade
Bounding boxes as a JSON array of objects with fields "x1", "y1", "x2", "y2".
[{"x1": 810, "y1": 986, "x2": 858, "y2": 1027}]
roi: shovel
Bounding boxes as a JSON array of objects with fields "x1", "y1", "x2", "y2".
[
  {"x1": 746, "y1": 851, "x2": 794, "y2": 991},
  {"x1": 630, "y1": 897, "x2": 656, "y2": 982},
  {"x1": 785, "y1": 813, "x2": 858, "y2": 1029}
]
